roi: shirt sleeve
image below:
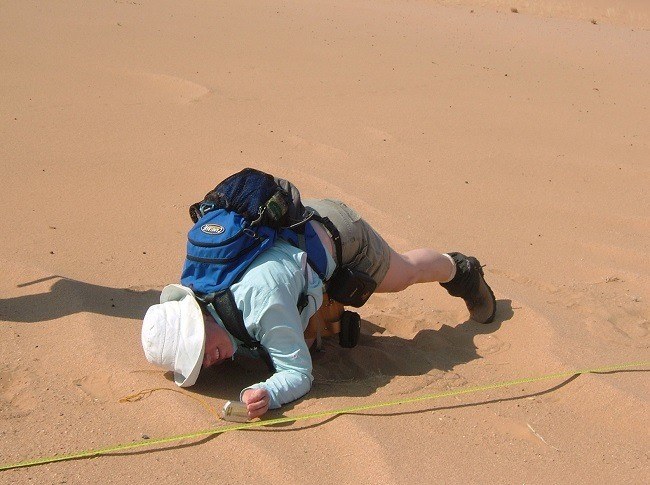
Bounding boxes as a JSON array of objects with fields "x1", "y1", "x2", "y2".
[{"x1": 239, "y1": 284, "x2": 314, "y2": 409}]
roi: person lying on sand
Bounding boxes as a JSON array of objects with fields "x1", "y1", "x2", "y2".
[{"x1": 141, "y1": 197, "x2": 496, "y2": 419}]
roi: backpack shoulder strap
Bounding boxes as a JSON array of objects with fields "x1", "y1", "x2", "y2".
[
  {"x1": 310, "y1": 214, "x2": 343, "y2": 269},
  {"x1": 208, "y1": 289, "x2": 275, "y2": 372}
]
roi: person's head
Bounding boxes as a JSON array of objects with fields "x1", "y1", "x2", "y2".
[
  {"x1": 201, "y1": 310, "x2": 235, "y2": 368},
  {"x1": 141, "y1": 284, "x2": 234, "y2": 387}
]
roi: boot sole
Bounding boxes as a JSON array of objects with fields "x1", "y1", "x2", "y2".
[{"x1": 476, "y1": 264, "x2": 497, "y2": 324}]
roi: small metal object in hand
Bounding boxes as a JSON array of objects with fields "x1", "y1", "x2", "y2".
[{"x1": 222, "y1": 400, "x2": 250, "y2": 422}]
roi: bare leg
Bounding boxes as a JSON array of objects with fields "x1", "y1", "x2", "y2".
[{"x1": 376, "y1": 248, "x2": 455, "y2": 293}]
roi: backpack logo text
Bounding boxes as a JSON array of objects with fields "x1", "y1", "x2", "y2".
[{"x1": 201, "y1": 223, "x2": 225, "y2": 235}]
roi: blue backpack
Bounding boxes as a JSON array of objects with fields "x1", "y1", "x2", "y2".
[
  {"x1": 181, "y1": 168, "x2": 334, "y2": 296},
  {"x1": 179, "y1": 168, "x2": 344, "y2": 370},
  {"x1": 181, "y1": 208, "x2": 278, "y2": 295}
]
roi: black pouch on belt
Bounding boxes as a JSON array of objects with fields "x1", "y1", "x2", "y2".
[
  {"x1": 327, "y1": 267, "x2": 377, "y2": 307},
  {"x1": 339, "y1": 310, "x2": 361, "y2": 348}
]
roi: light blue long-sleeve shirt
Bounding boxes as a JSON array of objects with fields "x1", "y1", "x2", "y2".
[{"x1": 208, "y1": 238, "x2": 326, "y2": 409}]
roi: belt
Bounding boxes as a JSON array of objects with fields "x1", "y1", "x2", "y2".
[{"x1": 310, "y1": 213, "x2": 343, "y2": 273}]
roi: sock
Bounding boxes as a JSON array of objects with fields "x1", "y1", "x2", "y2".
[{"x1": 440, "y1": 253, "x2": 457, "y2": 283}]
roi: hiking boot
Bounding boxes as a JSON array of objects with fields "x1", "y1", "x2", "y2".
[{"x1": 440, "y1": 252, "x2": 496, "y2": 324}]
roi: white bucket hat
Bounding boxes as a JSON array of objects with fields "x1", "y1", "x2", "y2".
[{"x1": 141, "y1": 284, "x2": 205, "y2": 387}]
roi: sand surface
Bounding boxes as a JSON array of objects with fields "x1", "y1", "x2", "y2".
[{"x1": 1, "y1": 0, "x2": 648, "y2": 483}]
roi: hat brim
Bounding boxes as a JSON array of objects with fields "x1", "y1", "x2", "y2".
[
  {"x1": 161, "y1": 285, "x2": 206, "y2": 388},
  {"x1": 161, "y1": 284, "x2": 196, "y2": 304}
]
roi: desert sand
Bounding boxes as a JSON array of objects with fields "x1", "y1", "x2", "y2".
[{"x1": 1, "y1": 0, "x2": 648, "y2": 483}]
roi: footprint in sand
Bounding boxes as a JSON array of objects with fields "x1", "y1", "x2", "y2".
[
  {"x1": 72, "y1": 373, "x2": 114, "y2": 403},
  {"x1": 473, "y1": 333, "x2": 510, "y2": 356},
  {"x1": 0, "y1": 366, "x2": 37, "y2": 418}
]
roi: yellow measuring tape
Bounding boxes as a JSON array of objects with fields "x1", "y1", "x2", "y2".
[{"x1": 1, "y1": 361, "x2": 647, "y2": 472}]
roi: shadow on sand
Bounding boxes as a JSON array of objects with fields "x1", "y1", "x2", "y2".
[
  {"x1": 9, "y1": 287, "x2": 642, "y2": 466},
  {"x1": 2, "y1": 277, "x2": 518, "y2": 420},
  {"x1": 0, "y1": 276, "x2": 160, "y2": 322},
  {"x1": 191, "y1": 299, "x2": 515, "y2": 409}
]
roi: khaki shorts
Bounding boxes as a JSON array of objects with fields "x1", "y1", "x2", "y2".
[{"x1": 304, "y1": 198, "x2": 392, "y2": 287}]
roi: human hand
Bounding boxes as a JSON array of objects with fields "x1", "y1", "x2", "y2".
[{"x1": 241, "y1": 388, "x2": 270, "y2": 419}]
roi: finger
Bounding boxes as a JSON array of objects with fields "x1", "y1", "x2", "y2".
[
  {"x1": 250, "y1": 389, "x2": 268, "y2": 401},
  {"x1": 242, "y1": 388, "x2": 267, "y2": 404},
  {"x1": 247, "y1": 396, "x2": 269, "y2": 412},
  {"x1": 247, "y1": 404, "x2": 269, "y2": 419}
]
